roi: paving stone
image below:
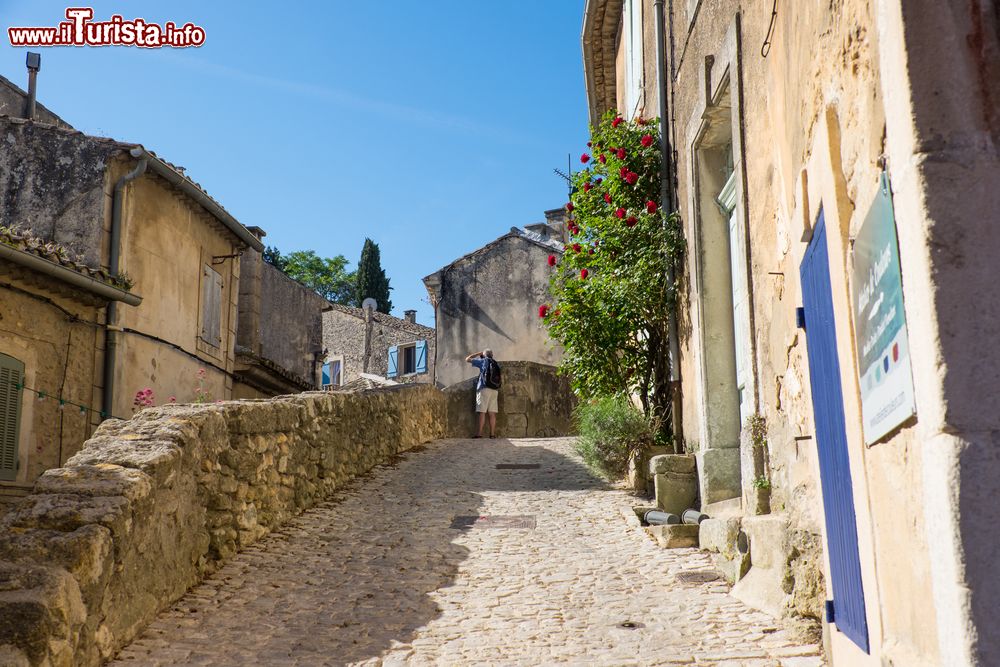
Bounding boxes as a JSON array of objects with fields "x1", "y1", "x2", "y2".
[{"x1": 107, "y1": 437, "x2": 822, "y2": 666}]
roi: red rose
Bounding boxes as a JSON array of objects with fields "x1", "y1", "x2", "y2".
[
  {"x1": 538, "y1": 304, "x2": 549, "y2": 318},
  {"x1": 572, "y1": 243, "x2": 582, "y2": 253},
  {"x1": 566, "y1": 202, "x2": 574, "y2": 212},
  {"x1": 595, "y1": 178, "x2": 603, "y2": 185},
  {"x1": 616, "y1": 148, "x2": 626, "y2": 159},
  {"x1": 598, "y1": 154, "x2": 606, "y2": 164},
  {"x1": 641, "y1": 134, "x2": 654, "y2": 147},
  {"x1": 586, "y1": 141, "x2": 592, "y2": 147},
  {"x1": 615, "y1": 208, "x2": 626, "y2": 218},
  {"x1": 554, "y1": 309, "x2": 560, "y2": 317},
  {"x1": 619, "y1": 166, "x2": 628, "y2": 178},
  {"x1": 580, "y1": 153, "x2": 590, "y2": 164},
  {"x1": 583, "y1": 182, "x2": 592, "y2": 192},
  {"x1": 603, "y1": 192, "x2": 612, "y2": 204},
  {"x1": 625, "y1": 216, "x2": 638, "y2": 227},
  {"x1": 547, "y1": 254, "x2": 557, "y2": 267},
  {"x1": 612, "y1": 116, "x2": 622, "y2": 128},
  {"x1": 580, "y1": 268, "x2": 589, "y2": 280},
  {"x1": 636, "y1": 117, "x2": 646, "y2": 126},
  {"x1": 588, "y1": 247, "x2": 595, "y2": 255},
  {"x1": 625, "y1": 171, "x2": 638, "y2": 185},
  {"x1": 646, "y1": 200, "x2": 658, "y2": 213}
]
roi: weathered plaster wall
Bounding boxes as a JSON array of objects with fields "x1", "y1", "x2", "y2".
[
  {"x1": 0, "y1": 119, "x2": 121, "y2": 268},
  {"x1": 0, "y1": 75, "x2": 73, "y2": 129},
  {"x1": 237, "y1": 252, "x2": 325, "y2": 385},
  {"x1": 113, "y1": 164, "x2": 240, "y2": 416},
  {"x1": 0, "y1": 366, "x2": 577, "y2": 665},
  {"x1": 432, "y1": 236, "x2": 561, "y2": 387},
  {"x1": 321, "y1": 307, "x2": 434, "y2": 385},
  {"x1": 0, "y1": 283, "x2": 101, "y2": 496}
]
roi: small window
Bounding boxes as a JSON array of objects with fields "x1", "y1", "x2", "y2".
[
  {"x1": 200, "y1": 265, "x2": 223, "y2": 347},
  {"x1": 393, "y1": 341, "x2": 427, "y2": 377},
  {"x1": 322, "y1": 359, "x2": 342, "y2": 389},
  {"x1": 0, "y1": 353, "x2": 24, "y2": 482}
]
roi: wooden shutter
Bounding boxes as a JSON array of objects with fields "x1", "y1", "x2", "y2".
[
  {"x1": 201, "y1": 265, "x2": 223, "y2": 347},
  {"x1": 387, "y1": 346, "x2": 398, "y2": 378},
  {"x1": 415, "y1": 341, "x2": 428, "y2": 374},
  {"x1": 0, "y1": 354, "x2": 24, "y2": 482}
]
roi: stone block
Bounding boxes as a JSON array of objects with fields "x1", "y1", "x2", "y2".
[
  {"x1": 651, "y1": 455, "x2": 698, "y2": 514},
  {"x1": 698, "y1": 517, "x2": 741, "y2": 553},
  {"x1": 696, "y1": 447, "x2": 742, "y2": 505},
  {"x1": 33, "y1": 465, "x2": 153, "y2": 502},
  {"x1": 649, "y1": 454, "x2": 696, "y2": 475},
  {"x1": 644, "y1": 524, "x2": 699, "y2": 548}
]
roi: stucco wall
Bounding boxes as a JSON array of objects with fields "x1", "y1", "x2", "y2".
[
  {"x1": 0, "y1": 283, "x2": 102, "y2": 495},
  {"x1": 431, "y1": 235, "x2": 561, "y2": 387},
  {"x1": 0, "y1": 364, "x2": 577, "y2": 665},
  {"x1": 0, "y1": 76, "x2": 72, "y2": 129},
  {"x1": 112, "y1": 164, "x2": 240, "y2": 416}
]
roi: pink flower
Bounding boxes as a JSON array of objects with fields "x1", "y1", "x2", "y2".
[
  {"x1": 169, "y1": 396, "x2": 176, "y2": 403},
  {"x1": 547, "y1": 254, "x2": 557, "y2": 267},
  {"x1": 580, "y1": 153, "x2": 590, "y2": 163},
  {"x1": 641, "y1": 134, "x2": 654, "y2": 147},
  {"x1": 612, "y1": 116, "x2": 623, "y2": 128},
  {"x1": 615, "y1": 208, "x2": 626, "y2": 219},
  {"x1": 580, "y1": 268, "x2": 589, "y2": 280},
  {"x1": 538, "y1": 304, "x2": 550, "y2": 318},
  {"x1": 646, "y1": 200, "x2": 659, "y2": 214}
]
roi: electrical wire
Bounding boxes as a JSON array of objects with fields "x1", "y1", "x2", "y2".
[{"x1": 761, "y1": 0, "x2": 778, "y2": 58}]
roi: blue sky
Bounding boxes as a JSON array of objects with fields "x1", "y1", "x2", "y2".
[{"x1": 0, "y1": 1, "x2": 590, "y2": 325}]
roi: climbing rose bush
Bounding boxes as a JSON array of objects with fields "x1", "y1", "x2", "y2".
[{"x1": 544, "y1": 111, "x2": 684, "y2": 427}]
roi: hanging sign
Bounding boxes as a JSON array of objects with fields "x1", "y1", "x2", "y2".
[{"x1": 850, "y1": 172, "x2": 916, "y2": 444}]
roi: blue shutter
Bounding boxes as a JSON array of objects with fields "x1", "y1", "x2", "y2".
[
  {"x1": 415, "y1": 340, "x2": 428, "y2": 374},
  {"x1": 322, "y1": 363, "x2": 331, "y2": 387},
  {"x1": 387, "y1": 346, "x2": 398, "y2": 378}
]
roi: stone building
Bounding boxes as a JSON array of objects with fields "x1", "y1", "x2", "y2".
[
  {"x1": 0, "y1": 94, "x2": 262, "y2": 493},
  {"x1": 321, "y1": 304, "x2": 434, "y2": 387},
  {"x1": 583, "y1": 0, "x2": 1000, "y2": 664},
  {"x1": 423, "y1": 215, "x2": 564, "y2": 387},
  {"x1": 0, "y1": 227, "x2": 139, "y2": 503},
  {"x1": 234, "y1": 227, "x2": 327, "y2": 398}
]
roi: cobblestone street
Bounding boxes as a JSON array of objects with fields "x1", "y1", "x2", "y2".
[{"x1": 111, "y1": 437, "x2": 822, "y2": 666}]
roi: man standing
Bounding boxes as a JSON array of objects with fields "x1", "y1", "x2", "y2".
[{"x1": 465, "y1": 349, "x2": 501, "y2": 438}]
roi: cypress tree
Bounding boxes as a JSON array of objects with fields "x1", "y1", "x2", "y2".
[{"x1": 355, "y1": 238, "x2": 392, "y2": 313}]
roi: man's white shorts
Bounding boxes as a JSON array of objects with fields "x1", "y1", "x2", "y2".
[{"x1": 476, "y1": 387, "x2": 499, "y2": 413}]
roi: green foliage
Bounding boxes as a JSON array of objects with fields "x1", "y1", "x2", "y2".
[
  {"x1": 543, "y1": 111, "x2": 684, "y2": 430},
  {"x1": 752, "y1": 476, "x2": 772, "y2": 490},
  {"x1": 574, "y1": 396, "x2": 654, "y2": 480},
  {"x1": 264, "y1": 246, "x2": 356, "y2": 304},
  {"x1": 355, "y1": 238, "x2": 393, "y2": 313},
  {"x1": 747, "y1": 413, "x2": 767, "y2": 449}
]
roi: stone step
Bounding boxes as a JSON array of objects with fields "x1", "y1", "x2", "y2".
[{"x1": 645, "y1": 523, "x2": 699, "y2": 548}]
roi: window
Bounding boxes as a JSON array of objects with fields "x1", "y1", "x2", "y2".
[
  {"x1": 200, "y1": 264, "x2": 223, "y2": 348},
  {"x1": 624, "y1": 0, "x2": 644, "y2": 118},
  {"x1": 387, "y1": 340, "x2": 427, "y2": 378},
  {"x1": 322, "y1": 359, "x2": 342, "y2": 389},
  {"x1": 0, "y1": 353, "x2": 24, "y2": 482}
]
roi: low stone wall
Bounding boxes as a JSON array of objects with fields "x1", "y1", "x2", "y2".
[
  {"x1": 0, "y1": 364, "x2": 576, "y2": 666},
  {"x1": 444, "y1": 361, "x2": 576, "y2": 438}
]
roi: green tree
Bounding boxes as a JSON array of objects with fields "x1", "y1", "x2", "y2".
[
  {"x1": 355, "y1": 238, "x2": 392, "y2": 313},
  {"x1": 263, "y1": 246, "x2": 356, "y2": 304},
  {"x1": 542, "y1": 111, "x2": 684, "y2": 433}
]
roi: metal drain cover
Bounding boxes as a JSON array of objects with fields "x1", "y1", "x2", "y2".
[
  {"x1": 495, "y1": 463, "x2": 541, "y2": 470},
  {"x1": 617, "y1": 621, "x2": 644, "y2": 629},
  {"x1": 675, "y1": 571, "x2": 721, "y2": 584},
  {"x1": 450, "y1": 515, "x2": 536, "y2": 529}
]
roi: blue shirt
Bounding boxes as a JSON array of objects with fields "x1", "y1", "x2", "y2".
[{"x1": 470, "y1": 357, "x2": 489, "y2": 391}]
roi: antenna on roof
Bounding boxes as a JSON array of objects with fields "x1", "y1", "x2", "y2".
[
  {"x1": 24, "y1": 52, "x2": 40, "y2": 120},
  {"x1": 553, "y1": 153, "x2": 574, "y2": 197}
]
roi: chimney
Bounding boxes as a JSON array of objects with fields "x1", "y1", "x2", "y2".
[
  {"x1": 246, "y1": 226, "x2": 267, "y2": 241},
  {"x1": 25, "y1": 52, "x2": 40, "y2": 120},
  {"x1": 404, "y1": 309, "x2": 416, "y2": 324}
]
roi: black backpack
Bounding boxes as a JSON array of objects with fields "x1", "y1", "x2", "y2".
[{"x1": 484, "y1": 358, "x2": 502, "y2": 389}]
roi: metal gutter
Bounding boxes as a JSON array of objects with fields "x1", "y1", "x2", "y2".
[
  {"x1": 582, "y1": 0, "x2": 598, "y2": 124},
  {"x1": 128, "y1": 147, "x2": 264, "y2": 253},
  {"x1": 0, "y1": 243, "x2": 142, "y2": 306}
]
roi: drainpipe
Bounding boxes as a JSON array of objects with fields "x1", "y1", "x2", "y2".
[
  {"x1": 101, "y1": 157, "x2": 147, "y2": 420},
  {"x1": 655, "y1": 0, "x2": 683, "y2": 449}
]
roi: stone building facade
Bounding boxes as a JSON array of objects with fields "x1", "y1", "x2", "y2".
[
  {"x1": 0, "y1": 94, "x2": 262, "y2": 494},
  {"x1": 423, "y1": 220, "x2": 564, "y2": 387},
  {"x1": 321, "y1": 304, "x2": 434, "y2": 387},
  {"x1": 583, "y1": 0, "x2": 1000, "y2": 664},
  {"x1": 234, "y1": 229, "x2": 327, "y2": 398},
  {"x1": 0, "y1": 228, "x2": 139, "y2": 502}
]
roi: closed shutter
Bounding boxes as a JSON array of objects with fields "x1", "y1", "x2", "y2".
[
  {"x1": 415, "y1": 340, "x2": 428, "y2": 374},
  {"x1": 387, "y1": 346, "x2": 398, "y2": 378},
  {"x1": 201, "y1": 265, "x2": 223, "y2": 347},
  {"x1": 0, "y1": 354, "x2": 24, "y2": 482},
  {"x1": 322, "y1": 362, "x2": 331, "y2": 388},
  {"x1": 624, "y1": 0, "x2": 644, "y2": 118}
]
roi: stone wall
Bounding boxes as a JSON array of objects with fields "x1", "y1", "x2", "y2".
[
  {"x1": 321, "y1": 306, "x2": 434, "y2": 385},
  {"x1": 0, "y1": 364, "x2": 575, "y2": 666}
]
